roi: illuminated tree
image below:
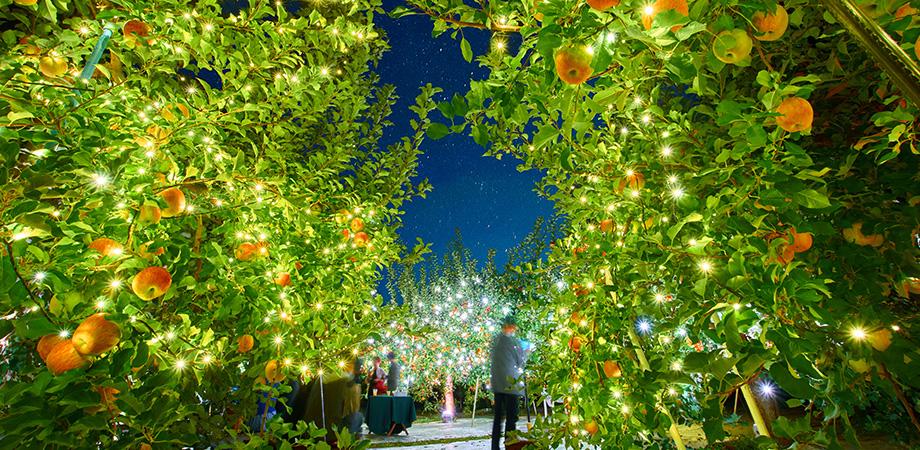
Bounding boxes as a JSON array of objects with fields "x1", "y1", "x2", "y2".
[
  {"x1": 0, "y1": 0, "x2": 434, "y2": 447},
  {"x1": 384, "y1": 235, "x2": 520, "y2": 415},
  {"x1": 405, "y1": 0, "x2": 920, "y2": 447}
]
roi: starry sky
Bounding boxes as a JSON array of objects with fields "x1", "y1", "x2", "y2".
[{"x1": 375, "y1": 0, "x2": 556, "y2": 269}]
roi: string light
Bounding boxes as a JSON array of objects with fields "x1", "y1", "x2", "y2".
[
  {"x1": 33, "y1": 272, "x2": 46, "y2": 282},
  {"x1": 850, "y1": 327, "x2": 867, "y2": 340},
  {"x1": 92, "y1": 173, "x2": 110, "y2": 188},
  {"x1": 698, "y1": 260, "x2": 712, "y2": 273},
  {"x1": 637, "y1": 318, "x2": 652, "y2": 334}
]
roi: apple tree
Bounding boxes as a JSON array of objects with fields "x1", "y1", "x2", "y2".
[
  {"x1": 0, "y1": 0, "x2": 435, "y2": 447},
  {"x1": 404, "y1": 0, "x2": 920, "y2": 447}
]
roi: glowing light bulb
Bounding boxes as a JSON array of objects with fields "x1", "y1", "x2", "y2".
[
  {"x1": 850, "y1": 327, "x2": 867, "y2": 340},
  {"x1": 698, "y1": 260, "x2": 712, "y2": 273},
  {"x1": 58, "y1": 329, "x2": 70, "y2": 338},
  {"x1": 670, "y1": 360, "x2": 682, "y2": 371},
  {"x1": 175, "y1": 359, "x2": 187, "y2": 370},
  {"x1": 637, "y1": 319, "x2": 652, "y2": 334},
  {"x1": 33, "y1": 272, "x2": 46, "y2": 282},
  {"x1": 92, "y1": 173, "x2": 110, "y2": 188},
  {"x1": 643, "y1": 5, "x2": 655, "y2": 15},
  {"x1": 661, "y1": 146, "x2": 672, "y2": 157},
  {"x1": 757, "y1": 380, "x2": 776, "y2": 398},
  {"x1": 274, "y1": 335, "x2": 283, "y2": 345},
  {"x1": 671, "y1": 187, "x2": 684, "y2": 199}
]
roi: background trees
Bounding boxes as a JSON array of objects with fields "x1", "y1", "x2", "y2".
[
  {"x1": 383, "y1": 234, "x2": 522, "y2": 414},
  {"x1": 406, "y1": 0, "x2": 920, "y2": 447},
  {"x1": 0, "y1": 0, "x2": 435, "y2": 446}
]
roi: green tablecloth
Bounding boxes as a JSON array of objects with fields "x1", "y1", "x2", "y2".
[{"x1": 366, "y1": 395, "x2": 417, "y2": 435}]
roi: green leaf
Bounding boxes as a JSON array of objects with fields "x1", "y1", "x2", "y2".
[
  {"x1": 460, "y1": 38, "x2": 472, "y2": 63},
  {"x1": 426, "y1": 123, "x2": 450, "y2": 140},
  {"x1": 559, "y1": 148, "x2": 574, "y2": 171},
  {"x1": 793, "y1": 189, "x2": 830, "y2": 209}
]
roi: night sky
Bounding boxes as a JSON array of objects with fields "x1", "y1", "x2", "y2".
[{"x1": 375, "y1": 0, "x2": 555, "y2": 269}]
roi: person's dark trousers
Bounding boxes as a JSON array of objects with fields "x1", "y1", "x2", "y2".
[{"x1": 491, "y1": 392, "x2": 520, "y2": 450}]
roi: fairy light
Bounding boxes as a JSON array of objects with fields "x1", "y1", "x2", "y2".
[
  {"x1": 698, "y1": 260, "x2": 713, "y2": 273},
  {"x1": 892, "y1": 324, "x2": 900, "y2": 331},
  {"x1": 643, "y1": 5, "x2": 655, "y2": 15},
  {"x1": 668, "y1": 387, "x2": 678, "y2": 396},
  {"x1": 165, "y1": 331, "x2": 176, "y2": 341},
  {"x1": 670, "y1": 360, "x2": 682, "y2": 371},
  {"x1": 109, "y1": 279, "x2": 122, "y2": 289},
  {"x1": 92, "y1": 173, "x2": 110, "y2": 188},
  {"x1": 850, "y1": 327, "x2": 867, "y2": 340},
  {"x1": 202, "y1": 354, "x2": 213, "y2": 364},
  {"x1": 753, "y1": 380, "x2": 775, "y2": 398},
  {"x1": 585, "y1": 46, "x2": 594, "y2": 56},
  {"x1": 670, "y1": 187, "x2": 684, "y2": 199},
  {"x1": 58, "y1": 329, "x2": 70, "y2": 338},
  {"x1": 33, "y1": 272, "x2": 46, "y2": 282},
  {"x1": 494, "y1": 39, "x2": 506, "y2": 52},
  {"x1": 637, "y1": 318, "x2": 652, "y2": 334},
  {"x1": 175, "y1": 359, "x2": 187, "y2": 370},
  {"x1": 274, "y1": 335, "x2": 284, "y2": 345},
  {"x1": 661, "y1": 146, "x2": 672, "y2": 157},
  {"x1": 654, "y1": 293, "x2": 665, "y2": 303},
  {"x1": 95, "y1": 300, "x2": 106, "y2": 310}
]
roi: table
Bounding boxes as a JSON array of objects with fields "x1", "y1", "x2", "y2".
[{"x1": 366, "y1": 395, "x2": 417, "y2": 436}]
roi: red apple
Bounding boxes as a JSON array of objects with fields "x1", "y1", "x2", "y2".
[
  {"x1": 72, "y1": 313, "x2": 121, "y2": 356},
  {"x1": 132, "y1": 267, "x2": 172, "y2": 300}
]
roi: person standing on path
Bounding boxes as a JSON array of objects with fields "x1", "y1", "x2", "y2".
[
  {"x1": 490, "y1": 316, "x2": 525, "y2": 450},
  {"x1": 386, "y1": 351, "x2": 401, "y2": 393}
]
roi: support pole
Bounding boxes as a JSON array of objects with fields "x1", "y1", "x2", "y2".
[
  {"x1": 471, "y1": 379, "x2": 480, "y2": 426},
  {"x1": 605, "y1": 268, "x2": 686, "y2": 450},
  {"x1": 71, "y1": 26, "x2": 114, "y2": 106},
  {"x1": 740, "y1": 384, "x2": 771, "y2": 438},
  {"x1": 821, "y1": 0, "x2": 920, "y2": 107},
  {"x1": 319, "y1": 373, "x2": 326, "y2": 430}
]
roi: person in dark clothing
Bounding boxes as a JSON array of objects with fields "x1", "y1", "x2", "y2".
[
  {"x1": 386, "y1": 352, "x2": 401, "y2": 393},
  {"x1": 490, "y1": 316, "x2": 525, "y2": 450}
]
